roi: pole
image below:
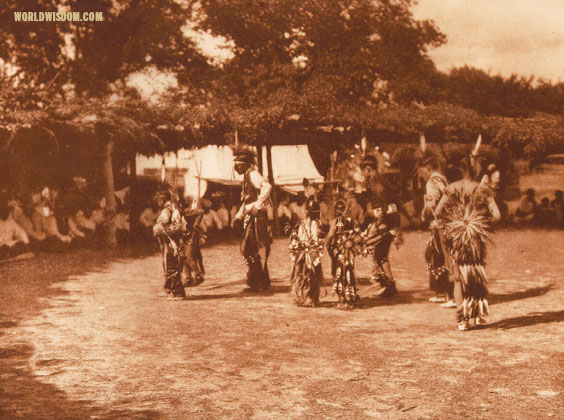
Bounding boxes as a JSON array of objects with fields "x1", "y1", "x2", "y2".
[
  {"x1": 256, "y1": 145, "x2": 264, "y2": 175},
  {"x1": 129, "y1": 151, "x2": 137, "y2": 239},
  {"x1": 266, "y1": 144, "x2": 280, "y2": 236},
  {"x1": 101, "y1": 137, "x2": 117, "y2": 247}
]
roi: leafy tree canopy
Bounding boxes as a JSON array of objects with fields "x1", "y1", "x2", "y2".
[
  {"x1": 196, "y1": 0, "x2": 445, "y2": 124},
  {"x1": 0, "y1": 0, "x2": 211, "y2": 100}
]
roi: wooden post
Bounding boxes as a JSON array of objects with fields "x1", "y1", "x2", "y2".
[
  {"x1": 256, "y1": 145, "x2": 264, "y2": 175},
  {"x1": 330, "y1": 150, "x2": 338, "y2": 195},
  {"x1": 266, "y1": 144, "x2": 280, "y2": 236},
  {"x1": 129, "y1": 151, "x2": 137, "y2": 239},
  {"x1": 101, "y1": 137, "x2": 117, "y2": 247}
]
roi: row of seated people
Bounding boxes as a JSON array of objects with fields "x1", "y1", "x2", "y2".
[
  {"x1": 514, "y1": 189, "x2": 564, "y2": 227},
  {"x1": 0, "y1": 182, "x2": 132, "y2": 261}
]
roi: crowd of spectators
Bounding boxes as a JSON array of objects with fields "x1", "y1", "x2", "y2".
[
  {"x1": 0, "y1": 177, "x2": 129, "y2": 263},
  {"x1": 513, "y1": 188, "x2": 564, "y2": 227}
]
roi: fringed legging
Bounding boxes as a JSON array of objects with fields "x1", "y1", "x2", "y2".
[{"x1": 453, "y1": 263, "x2": 489, "y2": 322}]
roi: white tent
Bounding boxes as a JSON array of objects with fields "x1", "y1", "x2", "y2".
[{"x1": 136, "y1": 145, "x2": 324, "y2": 199}]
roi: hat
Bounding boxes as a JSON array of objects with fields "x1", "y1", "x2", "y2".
[
  {"x1": 360, "y1": 155, "x2": 378, "y2": 170},
  {"x1": 234, "y1": 149, "x2": 257, "y2": 166}
]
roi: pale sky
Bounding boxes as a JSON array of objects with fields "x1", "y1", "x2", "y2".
[
  {"x1": 412, "y1": 0, "x2": 564, "y2": 82},
  {"x1": 128, "y1": 1, "x2": 564, "y2": 100}
]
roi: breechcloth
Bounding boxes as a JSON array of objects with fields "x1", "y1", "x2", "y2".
[{"x1": 241, "y1": 212, "x2": 271, "y2": 290}]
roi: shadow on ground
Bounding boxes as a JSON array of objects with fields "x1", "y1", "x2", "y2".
[
  {"x1": 357, "y1": 289, "x2": 429, "y2": 309},
  {"x1": 188, "y1": 283, "x2": 291, "y2": 301},
  {"x1": 0, "y1": 247, "x2": 161, "y2": 420},
  {"x1": 0, "y1": 344, "x2": 161, "y2": 420},
  {"x1": 488, "y1": 310, "x2": 564, "y2": 330},
  {"x1": 489, "y1": 285, "x2": 555, "y2": 305}
]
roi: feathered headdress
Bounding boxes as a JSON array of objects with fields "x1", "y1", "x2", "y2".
[{"x1": 417, "y1": 133, "x2": 445, "y2": 169}]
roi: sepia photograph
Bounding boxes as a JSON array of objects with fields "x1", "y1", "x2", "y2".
[{"x1": 1, "y1": 1, "x2": 563, "y2": 419}]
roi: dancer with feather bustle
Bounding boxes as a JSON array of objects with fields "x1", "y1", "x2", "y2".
[{"x1": 434, "y1": 143, "x2": 501, "y2": 331}]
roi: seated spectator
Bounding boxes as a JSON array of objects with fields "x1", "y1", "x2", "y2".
[
  {"x1": 537, "y1": 197, "x2": 554, "y2": 226},
  {"x1": 277, "y1": 196, "x2": 292, "y2": 230},
  {"x1": 72, "y1": 209, "x2": 97, "y2": 234},
  {"x1": 60, "y1": 184, "x2": 99, "y2": 237},
  {"x1": 0, "y1": 200, "x2": 32, "y2": 260},
  {"x1": 49, "y1": 186, "x2": 90, "y2": 247},
  {"x1": 11, "y1": 197, "x2": 47, "y2": 251},
  {"x1": 138, "y1": 201, "x2": 158, "y2": 241},
  {"x1": 30, "y1": 189, "x2": 72, "y2": 251},
  {"x1": 66, "y1": 176, "x2": 92, "y2": 214},
  {"x1": 67, "y1": 214, "x2": 87, "y2": 242},
  {"x1": 289, "y1": 193, "x2": 306, "y2": 225},
  {"x1": 216, "y1": 201, "x2": 230, "y2": 233},
  {"x1": 514, "y1": 188, "x2": 536, "y2": 223},
  {"x1": 115, "y1": 203, "x2": 130, "y2": 245},
  {"x1": 200, "y1": 198, "x2": 222, "y2": 236},
  {"x1": 230, "y1": 204, "x2": 239, "y2": 225},
  {"x1": 551, "y1": 190, "x2": 564, "y2": 227},
  {"x1": 114, "y1": 187, "x2": 130, "y2": 208}
]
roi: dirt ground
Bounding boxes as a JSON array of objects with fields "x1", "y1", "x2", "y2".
[{"x1": 1, "y1": 229, "x2": 563, "y2": 420}]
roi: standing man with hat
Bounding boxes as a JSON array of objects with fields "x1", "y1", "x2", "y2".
[
  {"x1": 360, "y1": 154, "x2": 400, "y2": 298},
  {"x1": 233, "y1": 149, "x2": 273, "y2": 292}
]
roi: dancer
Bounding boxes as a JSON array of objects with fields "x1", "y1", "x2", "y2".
[
  {"x1": 325, "y1": 200, "x2": 346, "y2": 280},
  {"x1": 288, "y1": 198, "x2": 323, "y2": 306},
  {"x1": 153, "y1": 189, "x2": 186, "y2": 300},
  {"x1": 233, "y1": 149, "x2": 272, "y2": 292},
  {"x1": 361, "y1": 155, "x2": 400, "y2": 297},
  {"x1": 180, "y1": 197, "x2": 205, "y2": 287},
  {"x1": 417, "y1": 137, "x2": 454, "y2": 307},
  {"x1": 325, "y1": 200, "x2": 362, "y2": 309},
  {"x1": 435, "y1": 153, "x2": 501, "y2": 331}
]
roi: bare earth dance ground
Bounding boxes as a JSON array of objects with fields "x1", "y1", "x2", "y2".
[{"x1": 1, "y1": 230, "x2": 563, "y2": 420}]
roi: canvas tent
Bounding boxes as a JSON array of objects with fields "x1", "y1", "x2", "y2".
[{"x1": 136, "y1": 145, "x2": 324, "y2": 199}]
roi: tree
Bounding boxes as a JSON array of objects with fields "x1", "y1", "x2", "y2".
[
  {"x1": 197, "y1": 0, "x2": 445, "y2": 128},
  {"x1": 431, "y1": 66, "x2": 564, "y2": 118},
  {"x1": 0, "y1": 0, "x2": 211, "y2": 98},
  {"x1": 0, "y1": 0, "x2": 216, "y2": 246}
]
